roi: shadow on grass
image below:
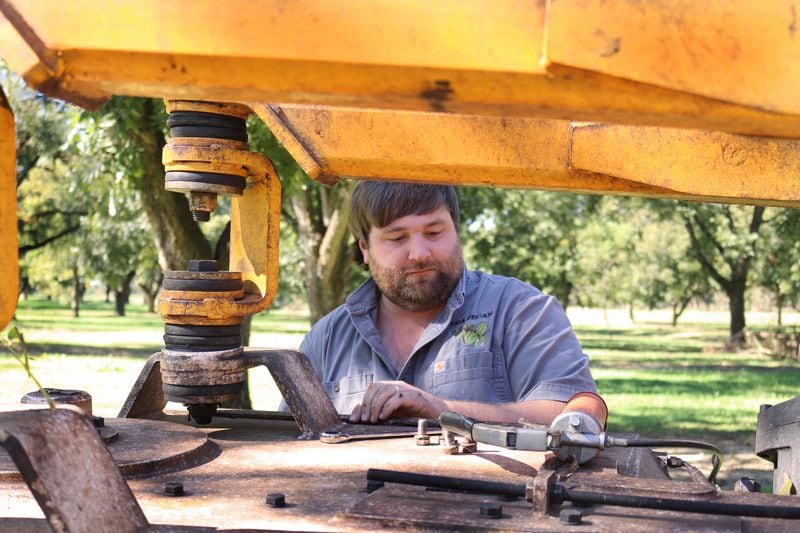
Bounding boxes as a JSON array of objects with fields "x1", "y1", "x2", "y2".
[
  {"x1": 581, "y1": 339, "x2": 704, "y2": 353},
  {"x1": 23, "y1": 342, "x2": 158, "y2": 358}
]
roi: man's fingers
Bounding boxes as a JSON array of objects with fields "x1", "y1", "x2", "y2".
[{"x1": 365, "y1": 384, "x2": 400, "y2": 423}]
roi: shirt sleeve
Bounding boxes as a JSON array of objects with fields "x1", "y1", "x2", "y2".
[{"x1": 501, "y1": 288, "x2": 596, "y2": 402}]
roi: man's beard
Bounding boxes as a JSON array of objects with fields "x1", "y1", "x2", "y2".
[{"x1": 368, "y1": 243, "x2": 464, "y2": 312}]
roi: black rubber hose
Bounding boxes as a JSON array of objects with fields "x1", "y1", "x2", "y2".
[
  {"x1": 553, "y1": 485, "x2": 800, "y2": 519},
  {"x1": 366, "y1": 468, "x2": 526, "y2": 498},
  {"x1": 621, "y1": 438, "x2": 723, "y2": 484}
]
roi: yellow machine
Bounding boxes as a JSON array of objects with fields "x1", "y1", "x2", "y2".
[{"x1": 1, "y1": 1, "x2": 800, "y2": 531}]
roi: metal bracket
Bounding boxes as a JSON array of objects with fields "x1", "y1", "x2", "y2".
[{"x1": 0, "y1": 407, "x2": 149, "y2": 532}]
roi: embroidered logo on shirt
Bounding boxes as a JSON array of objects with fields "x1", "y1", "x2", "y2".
[
  {"x1": 434, "y1": 361, "x2": 446, "y2": 373},
  {"x1": 452, "y1": 321, "x2": 489, "y2": 347}
]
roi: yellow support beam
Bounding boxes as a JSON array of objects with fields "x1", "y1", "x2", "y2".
[
  {"x1": 257, "y1": 104, "x2": 800, "y2": 208},
  {"x1": 0, "y1": 85, "x2": 17, "y2": 330},
  {"x1": 570, "y1": 124, "x2": 800, "y2": 207},
  {"x1": 1, "y1": 1, "x2": 800, "y2": 137}
]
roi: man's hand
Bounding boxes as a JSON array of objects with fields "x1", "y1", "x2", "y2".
[{"x1": 349, "y1": 380, "x2": 447, "y2": 423}]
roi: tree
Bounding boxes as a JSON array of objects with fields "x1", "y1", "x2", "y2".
[
  {"x1": 754, "y1": 208, "x2": 800, "y2": 328},
  {"x1": 458, "y1": 187, "x2": 599, "y2": 309},
  {"x1": 680, "y1": 203, "x2": 765, "y2": 344},
  {"x1": 630, "y1": 200, "x2": 714, "y2": 326},
  {"x1": 2, "y1": 64, "x2": 87, "y2": 264}
]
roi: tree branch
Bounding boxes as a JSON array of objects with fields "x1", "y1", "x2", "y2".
[
  {"x1": 19, "y1": 224, "x2": 81, "y2": 255},
  {"x1": 683, "y1": 217, "x2": 729, "y2": 289}
]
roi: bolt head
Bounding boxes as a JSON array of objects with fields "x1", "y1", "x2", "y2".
[
  {"x1": 266, "y1": 493, "x2": 286, "y2": 508},
  {"x1": 569, "y1": 415, "x2": 582, "y2": 429},
  {"x1": 560, "y1": 508, "x2": 583, "y2": 524},
  {"x1": 479, "y1": 502, "x2": 502, "y2": 519},
  {"x1": 188, "y1": 259, "x2": 219, "y2": 272},
  {"x1": 164, "y1": 482, "x2": 184, "y2": 496}
]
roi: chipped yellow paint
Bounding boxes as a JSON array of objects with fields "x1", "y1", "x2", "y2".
[{"x1": 0, "y1": 86, "x2": 17, "y2": 330}]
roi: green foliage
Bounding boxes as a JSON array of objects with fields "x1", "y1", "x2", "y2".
[
  {"x1": 754, "y1": 208, "x2": 800, "y2": 319},
  {"x1": 459, "y1": 187, "x2": 598, "y2": 307},
  {"x1": 3, "y1": 67, "x2": 162, "y2": 309}
]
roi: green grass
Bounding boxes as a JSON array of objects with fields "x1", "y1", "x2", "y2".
[{"x1": 578, "y1": 324, "x2": 799, "y2": 445}]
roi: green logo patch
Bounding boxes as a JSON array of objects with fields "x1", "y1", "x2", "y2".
[{"x1": 453, "y1": 321, "x2": 488, "y2": 347}]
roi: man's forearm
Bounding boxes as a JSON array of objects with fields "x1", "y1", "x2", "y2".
[{"x1": 438, "y1": 398, "x2": 566, "y2": 425}]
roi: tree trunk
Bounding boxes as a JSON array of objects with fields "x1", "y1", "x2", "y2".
[
  {"x1": 129, "y1": 99, "x2": 212, "y2": 270},
  {"x1": 114, "y1": 271, "x2": 136, "y2": 317},
  {"x1": 292, "y1": 182, "x2": 354, "y2": 324},
  {"x1": 727, "y1": 281, "x2": 747, "y2": 342},
  {"x1": 776, "y1": 288, "x2": 784, "y2": 328},
  {"x1": 71, "y1": 266, "x2": 80, "y2": 318}
]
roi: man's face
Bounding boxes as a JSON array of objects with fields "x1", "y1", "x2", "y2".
[{"x1": 360, "y1": 205, "x2": 463, "y2": 312}]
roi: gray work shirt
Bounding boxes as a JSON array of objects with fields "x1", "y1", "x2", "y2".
[{"x1": 300, "y1": 268, "x2": 596, "y2": 415}]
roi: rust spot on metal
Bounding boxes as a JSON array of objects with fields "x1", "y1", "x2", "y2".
[{"x1": 419, "y1": 80, "x2": 453, "y2": 113}]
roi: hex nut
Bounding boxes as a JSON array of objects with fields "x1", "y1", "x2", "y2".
[
  {"x1": 266, "y1": 492, "x2": 286, "y2": 508},
  {"x1": 164, "y1": 482, "x2": 185, "y2": 497},
  {"x1": 188, "y1": 259, "x2": 219, "y2": 272},
  {"x1": 415, "y1": 435, "x2": 431, "y2": 446},
  {"x1": 479, "y1": 502, "x2": 502, "y2": 519},
  {"x1": 560, "y1": 508, "x2": 583, "y2": 525}
]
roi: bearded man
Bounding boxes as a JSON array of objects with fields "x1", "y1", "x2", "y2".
[{"x1": 299, "y1": 181, "x2": 599, "y2": 425}]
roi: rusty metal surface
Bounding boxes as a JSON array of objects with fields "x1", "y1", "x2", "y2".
[
  {"x1": 119, "y1": 352, "x2": 167, "y2": 419},
  {"x1": 0, "y1": 417, "x2": 216, "y2": 481},
  {"x1": 756, "y1": 397, "x2": 800, "y2": 494},
  {"x1": 0, "y1": 408, "x2": 149, "y2": 532},
  {"x1": 3, "y1": 414, "x2": 800, "y2": 531},
  {"x1": 0, "y1": 85, "x2": 17, "y2": 331},
  {"x1": 246, "y1": 348, "x2": 342, "y2": 438}
]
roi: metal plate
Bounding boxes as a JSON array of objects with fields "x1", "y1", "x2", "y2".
[{"x1": 0, "y1": 418, "x2": 217, "y2": 481}]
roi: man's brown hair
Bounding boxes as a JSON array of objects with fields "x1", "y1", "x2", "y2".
[{"x1": 348, "y1": 181, "x2": 460, "y2": 244}]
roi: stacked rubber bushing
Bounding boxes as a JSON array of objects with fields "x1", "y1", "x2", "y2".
[
  {"x1": 164, "y1": 105, "x2": 250, "y2": 221},
  {"x1": 160, "y1": 259, "x2": 247, "y2": 416}
]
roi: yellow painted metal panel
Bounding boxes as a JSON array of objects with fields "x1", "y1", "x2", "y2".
[
  {"x1": 570, "y1": 123, "x2": 800, "y2": 207},
  {"x1": 8, "y1": 0, "x2": 543, "y2": 72},
  {"x1": 0, "y1": 85, "x2": 17, "y2": 329},
  {"x1": 260, "y1": 105, "x2": 800, "y2": 207},
  {"x1": 547, "y1": 0, "x2": 800, "y2": 114},
  {"x1": 3, "y1": 1, "x2": 800, "y2": 136},
  {"x1": 257, "y1": 105, "x2": 677, "y2": 197}
]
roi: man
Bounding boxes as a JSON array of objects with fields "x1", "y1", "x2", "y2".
[{"x1": 300, "y1": 181, "x2": 598, "y2": 425}]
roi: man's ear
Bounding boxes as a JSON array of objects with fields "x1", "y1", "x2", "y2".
[{"x1": 358, "y1": 239, "x2": 370, "y2": 264}]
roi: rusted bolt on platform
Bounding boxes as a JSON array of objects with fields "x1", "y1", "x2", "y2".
[
  {"x1": 164, "y1": 482, "x2": 185, "y2": 497},
  {"x1": 266, "y1": 493, "x2": 286, "y2": 508},
  {"x1": 560, "y1": 508, "x2": 583, "y2": 525},
  {"x1": 479, "y1": 502, "x2": 503, "y2": 519},
  {"x1": 415, "y1": 418, "x2": 431, "y2": 446}
]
